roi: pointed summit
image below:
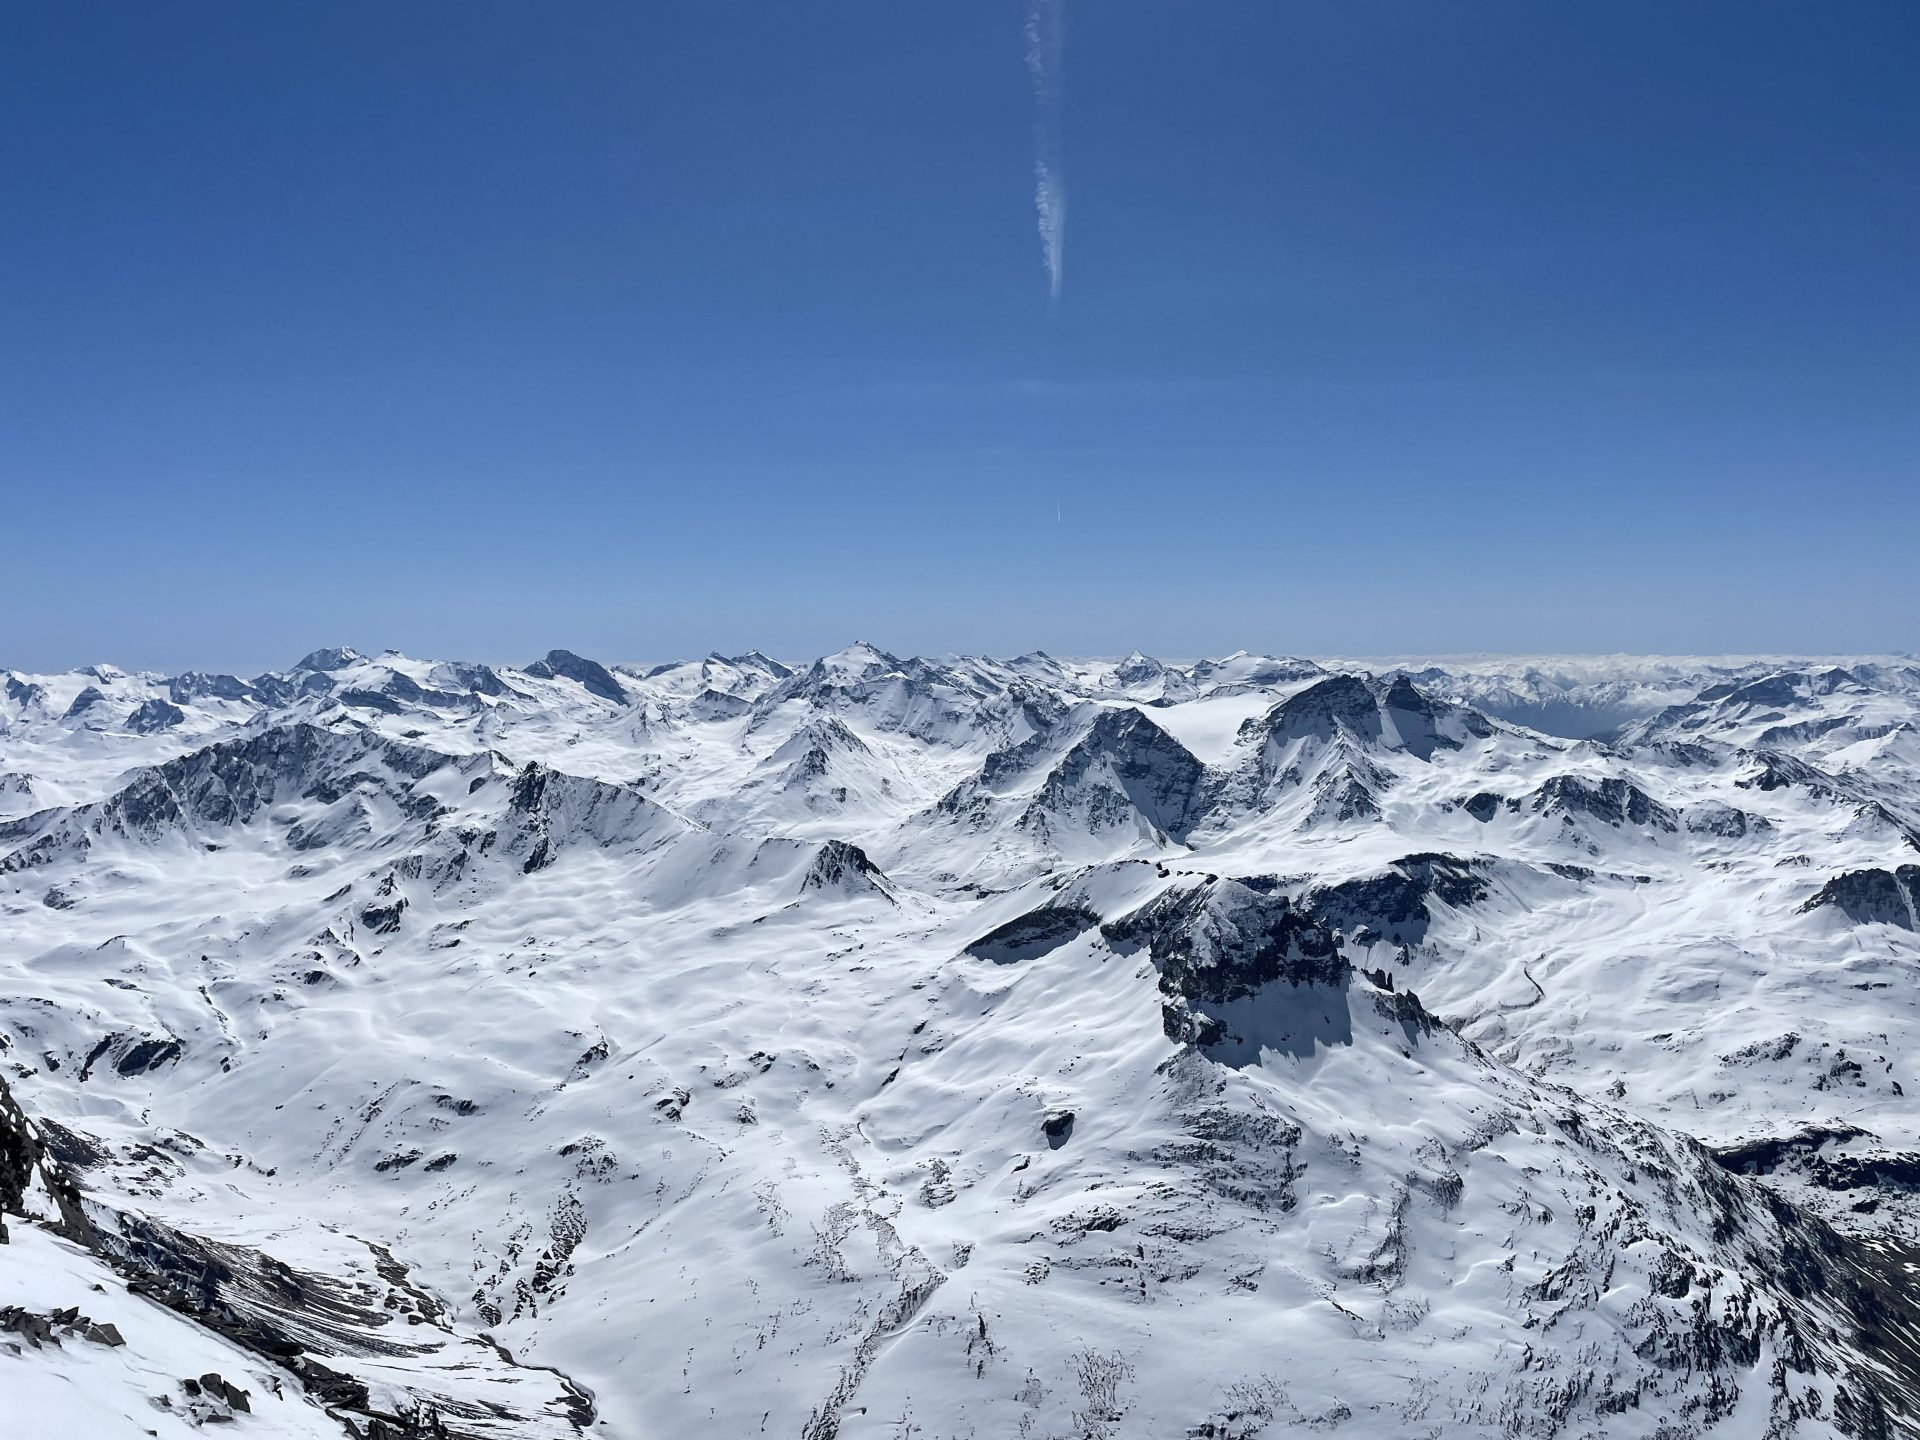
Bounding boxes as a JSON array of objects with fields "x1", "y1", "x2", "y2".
[
  {"x1": 293, "y1": 646, "x2": 365, "y2": 673},
  {"x1": 811, "y1": 642, "x2": 903, "y2": 683}
]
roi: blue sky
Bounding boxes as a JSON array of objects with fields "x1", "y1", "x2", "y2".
[{"x1": 3, "y1": 1, "x2": 1915, "y2": 672}]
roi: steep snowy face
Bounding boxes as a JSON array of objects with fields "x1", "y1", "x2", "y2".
[
  {"x1": 1184, "y1": 650, "x2": 1327, "y2": 695},
  {"x1": 522, "y1": 649, "x2": 629, "y2": 705},
  {"x1": 928, "y1": 705, "x2": 1211, "y2": 871},
  {"x1": 635, "y1": 651, "x2": 794, "y2": 707},
  {"x1": 0, "y1": 721, "x2": 466, "y2": 868},
  {"x1": 1235, "y1": 673, "x2": 1499, "y2": 776},
  {"x1": 1620, "y1": 666, "x2": 1920, "y2": 809},
  {"x1": 5, "y1": 647, "x2": 1920, "y2": 1439}
]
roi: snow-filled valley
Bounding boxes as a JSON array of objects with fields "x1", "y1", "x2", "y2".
[{"x1": 5, "y1": 643, "x2": 1920, "y2": 1438}]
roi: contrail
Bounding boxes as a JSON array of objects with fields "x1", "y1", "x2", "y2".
[{"x1": 1024, "y1": 0, "x2": 1066, "y2": 301}]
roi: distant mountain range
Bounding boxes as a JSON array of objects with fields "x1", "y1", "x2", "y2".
[{"x1": 6, "y1": 645, "x2": 1920, "y2": 1438}]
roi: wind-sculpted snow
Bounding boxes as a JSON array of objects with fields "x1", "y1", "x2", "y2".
[{"x1": 6, "y1": 644, "x2": 1920, "y2": 1436}]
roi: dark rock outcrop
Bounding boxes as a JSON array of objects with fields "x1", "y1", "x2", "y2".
[
  {"x1": 965, "y1": 904, "x2": 1101, "y2": 964},
  {"x1": 1461, "y1": 791, "x2": 1503, "y2": 822},
  {"x1": 524, "y1": 649, "x2": 628, "y2": 704},
  {"x1": 1526, "y1": 775, "x2": 1679, "y2": 833},
  {"x1": 125, "y1": 698, "x2": 186, "y2": 734},
  {"x1": 293, "y1": 647, "x2": 365, "y2": 673},
  {"x1": 1303, "y1": 853, "x2": 1491, "y2": 946},
  {"x1": 1032, "y1": 708, "x2": 1209, "y2": 840},
  {"x1": 0, "y1": 1073, "x2": 94, "y2": 1243},
  {"x1": 5, "y1": 675, "x2": 48, "y2": 710},
  {"x1": 1704, "y1": 1125, "x2": 1920, "y2": 1194},
  {"x1": 61, "y1": 686, "x2": 108, "y2": 721},
  {"x1": 1104, "y1": 880, "x2": 1351, "y2": 1060},
  {"x1": 1243, "y1": 673, "x2": 1489, "y2": 763},
  {"x1": 168, "y1": 672, "x2": 256, "y2": 705},
  {"x1": 0, "y1": 724, "x2": 467, "y2": 871},
  {"x1": 800, "y1": 840, "x2": 889, "y2": 897},
  {"x1": 1684, "y1": 801, "x2": 1770, "y2": 839},
  {"x1": 1800, "y1": 866, "x2": 1920, "y2": 930},
  {"x1": 1249, "y1": 675, "x2": 1381, "y2": 747}
]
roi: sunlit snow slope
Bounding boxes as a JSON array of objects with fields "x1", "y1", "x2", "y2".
[{"x1": 5, "y1": 645, "x2": 1920, "y2": 1438}]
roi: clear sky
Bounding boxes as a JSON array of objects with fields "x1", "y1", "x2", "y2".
[{"x1": 3, "y1": 1, "x2": 1916, "y2": 673}]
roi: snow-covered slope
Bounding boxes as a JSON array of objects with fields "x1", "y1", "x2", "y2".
[{"x1": 5, "y1": 646, "x2": 1920, "y2": 1437}]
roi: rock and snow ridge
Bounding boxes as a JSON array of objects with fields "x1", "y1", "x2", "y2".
[{"x1": 5, "y1": 645, "x2": 1920, "y2": 1438}]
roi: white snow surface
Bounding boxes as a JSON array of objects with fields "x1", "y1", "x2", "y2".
[
  {"x1": 5, "y1": 644, "x2": 1920, "y2": 1438},
  {"x1": 2, "y1": 1221, "x2": 354, "y2": 1438}
]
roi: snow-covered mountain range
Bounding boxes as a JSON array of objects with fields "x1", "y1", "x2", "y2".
[{"x1": 5, "y1": 644, "x2": 1920, "y2": 1438}]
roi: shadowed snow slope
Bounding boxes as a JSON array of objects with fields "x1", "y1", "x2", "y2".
[{"x1": 6, "y1": 647, "x2": 1920, "y2": 1438}]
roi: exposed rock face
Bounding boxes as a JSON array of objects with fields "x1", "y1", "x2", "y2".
[
  {"x1": 5, "y1": 674, "x2": 48, "y2": 709},
  {"x1": 10, "y1": 646, "x2": 1920, "y2": 1436},
  {"x1": 772, "y1": 717, "x2": 869, "y2": 779},
  {"x1": 245, "y1": 668, "x2": 337, "y2": 706},
  {"x1": 0, "y1": 1303, "x2": 125, "y2": 1349},
  {"x1": 294, "y1": 646, "x2": 366, "y2": 673},
  {"x1": 1304, "y1": 752, "x2": 1387, "y2": 825},
  {"x1": 1304, "y1": 852, "x2": 1491, "y2": 947},
  {"x1": 0, "y1": 1074, "x2": 40, "y2": 1230},
  {"x1": 1527, "y1": 774, "x2": 1680, "y2": 832},
  {"x1": 1246, "y1": 673, "x2": 1489, "y2": 762},
  {"x1": 428, "y1": 660, "x2": 517, "y2": 697},
  {"x1": 688, "y1": 687, "x2": 751, "y2": 721},
  {"x1": 1, "y1": 1072, "x2": 93, "y2": 1243},
  {"x1": 1214, "y1": 676, "x2": 1506, "y2": 831},
  {"x1": 168, "y1": 671, "x2": 256, "y2": 704},
  {"x1": 125, "y1": 697, "x2": 185, "y2": 733},
  {"x1": 965, "y1": 904, "x2": 1102, "y2": 964},
  {"x1": 1252, "y1": 674, "x2": 1383, "y2": 748},
  {"x1": 1187, "y1": 653, "x2": 1325, "y2": 691},
  {"x1": 61, "y1": 685, "x2": 107, "y2": 721},
  {"x1": 1801, "y1": 865, "x2": 1920, "y2": 929},
  {"x1": 116, "y1": 726, "x2": 414, "y2": 831},
  {"x1": 1461, "y1": 790, "x2": 1503, "y2": 822},
  {"x1": 1111, "y1": 651, "x2": 1170, "y2": 689},
  {"x1": 714, "y1": 650, "x2": 795, "y2": 680},
  {"x1": 1739, "y1": 748, "x2": 1843, "y2": 795},
  {"x1": 500, "y1": 761, "x2": 685, "y2": 874},
  {"x1": 3, "y1": 1071, "x2": 593, "y2": 1434},
  {"x1": 0, "y1": 724, "x2": 459, "y2": 869},
  {"x1": 1103, "y1": 879, "x2": 1351, "y2": 1057},
  {"x1": 1685, "y1": 799, "x2": 1770, "y2": 838},
  {"x1": 77, "y1": 1032, "x2": 186, "y2": 1079},
  {"x1": 1029, "y1": 708, "x2": 1209, "y2": 841},
  {"x1": 524, "y1": 649, "x2": 628, "y2": 704},
  {"x1": 346, "y1": 670, "x2": 478, "y2": 713},
  {"x1": 939, "y1": 704, "x2": 1215, "y2": 854},
  {"x1": 800, "y1": 840, "x2": 889, "y2": 897}
]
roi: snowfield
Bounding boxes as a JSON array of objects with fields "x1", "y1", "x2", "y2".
[{"x1": 5, "y1": 644, "x2": 1920, "y2": 1438}]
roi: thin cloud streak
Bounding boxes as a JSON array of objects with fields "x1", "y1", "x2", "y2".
[{"x1": 1024, "y1": 0, "x2": 1066, "y2": 301}]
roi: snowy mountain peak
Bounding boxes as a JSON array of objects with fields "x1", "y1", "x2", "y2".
[
  {"x1": 809, "y1": 640, "x2": 905, "y2": 682},
  {"x1": 522, "y1": 647, "x2": 629, "y2": 704},
  {"x1": 8, "y1": 646, "x2": 1920, "y2": 1437},
  {"x1": 292, "y1": 645, "x2": 366, "y2": 672},
  {"x1": 1242, "y1": 672, "x2": 1485, "y2": 761}
]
